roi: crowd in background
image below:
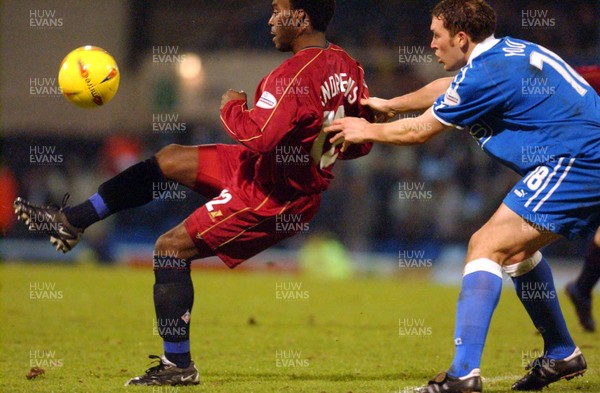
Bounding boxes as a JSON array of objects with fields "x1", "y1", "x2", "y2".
[
  {"x1": 128, "y1": 0, "x2": 598, "y2": 64},
  {"x1": 3, "y1": 121, "x2": 586, "y2": 260},
  {"x1": 3, "y1": 0, "x2": 597, "y2": 260}
]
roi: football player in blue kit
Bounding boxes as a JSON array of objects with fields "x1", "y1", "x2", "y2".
[
  {"x1": 325, "y1": 0, "x2": 599, "y2": 392},
  {"x1": 565, "y1": 65, "x2": 600, "y2": 333}
]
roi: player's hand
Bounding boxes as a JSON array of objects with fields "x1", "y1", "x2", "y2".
[
  {"x1": 220, "y1": 89, "x2": 247, "y2": 110},
  {"x1": 361, "y1": 97, "x2": 396, "y2": 123},
  {"x1": 324, "y1": 117, "x2": 371, "y2": 152}
]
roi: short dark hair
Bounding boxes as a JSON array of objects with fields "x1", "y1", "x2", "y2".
[
  {"x1": 432, "y1": 0, "x2": 496, "y2": 43},
  {"x1": 290, "y1": 0, "x2": 335, "y2": 33}
]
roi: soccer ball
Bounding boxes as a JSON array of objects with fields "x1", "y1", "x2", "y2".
[{"x1": 58, "y1": 46, "x2": 120, "y2": 108}]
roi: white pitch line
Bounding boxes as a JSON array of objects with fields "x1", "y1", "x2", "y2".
[{"x1": 482, "y1": 374, "x2": 523, "y2": 382}]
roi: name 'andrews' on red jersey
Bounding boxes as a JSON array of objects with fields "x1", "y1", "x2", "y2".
[{"x1": 220, "y1": 43, "x2": 373, "y2": 197}]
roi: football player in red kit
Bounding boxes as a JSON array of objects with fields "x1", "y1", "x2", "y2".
[{"x1": 14, "y1": 0, "x2": 373, "y2": 386}]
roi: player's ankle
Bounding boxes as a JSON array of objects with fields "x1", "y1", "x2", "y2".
[{"x1": 164, "y1": 351, "x2": 191, "y2": 369}]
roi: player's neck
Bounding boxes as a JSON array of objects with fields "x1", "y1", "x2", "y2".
[
  {"x1": 292, "y1": 32, "x2": 327, "y2": 54},
  {"x1": 465, "y1": 44, "x2": 477, "y2": 62}
]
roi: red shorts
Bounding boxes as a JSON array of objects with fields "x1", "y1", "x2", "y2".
[{"x1": 183, "y1": 144, "x2": 320, "y2": 268}]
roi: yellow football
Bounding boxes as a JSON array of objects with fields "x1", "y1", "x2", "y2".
[{"x1": 58, "y1": 46, "x2": 120, "y2": 108}]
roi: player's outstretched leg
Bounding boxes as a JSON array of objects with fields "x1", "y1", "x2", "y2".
[
  {"x1": 13, "y1": 144, "x2": 199, "y2": 253},
  {"x1": 126, "y1": 222, "x2": 210, "y2": 386},
  {"x1": 14, "y1": 193, "x2": 83, "y2": 253},
  {"x1": 565, "y1": 229, "x2": 600, "y2": 332}
]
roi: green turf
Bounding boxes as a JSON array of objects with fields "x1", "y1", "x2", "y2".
[{"x1": 1, "y1": 263, "x2": 598, "y2": 392}]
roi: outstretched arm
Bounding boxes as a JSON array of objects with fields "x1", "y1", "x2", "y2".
[
  {"x1": 365, "y1": 77, "x2": 453, "y2": 121},
  {"x1": 325, "y1": 107, "x2": 449, "y2": 150}
]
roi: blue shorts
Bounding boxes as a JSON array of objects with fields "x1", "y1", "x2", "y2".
[{"x1": 504, "y1": 156, "x2": 600, "y2": 240}]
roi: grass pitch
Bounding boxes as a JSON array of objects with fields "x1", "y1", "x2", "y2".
[{"x1": 1, "y1": 263, "x2": 598, "y2": 392}]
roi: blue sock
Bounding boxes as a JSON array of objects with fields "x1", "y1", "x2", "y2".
[
  {"x1": 506, "y1": 253, "x2": 576, "y2": 359},
  {"x1": 64, "y1": 157, "x2": 165, "y2": 229},
  {"x1": 89, "y1": 193, "x2": 110, "y2": 218},
  {"x1": 164, "y1": 340, "x2": 191, "y2": 368},
  {"x1": 448, "y1": 259, "x2": 502, "y2": 378}
]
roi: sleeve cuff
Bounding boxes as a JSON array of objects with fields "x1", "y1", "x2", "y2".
[
  {"x1": 431, "y1": 105, "x2": 464, "y2": 130},
  {"x1": 221, "y1": 99, "x2": 248, "y2": 114}
]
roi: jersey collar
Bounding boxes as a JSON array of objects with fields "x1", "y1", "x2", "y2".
[
  {"x1": 468, "y1": 35, "x2": 500, "y2": 64},
  {"x1": 297, "y1": 41, "x2": 331, "y2": 54}
]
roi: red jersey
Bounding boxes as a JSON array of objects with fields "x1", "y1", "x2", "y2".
[
  {"x1": 575, "y1": 65, "x2": 600, "y2": 94},
  {"x1": 220, "y1": 43, "x2": 373, "y2": 197}
]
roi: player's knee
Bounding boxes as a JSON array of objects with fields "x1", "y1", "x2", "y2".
[
  {"x1": 505, "y1": 251, "x2": 530, "y2": 265},
  {"x1": 467, "y1": 228, "x2": 486, "y2": 255},
  {"x1": 467, "y1": 228, "x2": 510, "y2": 264},
  {"x1": 155, "y1": 230, "x2": 185, "y2": 256},
  {"x1": 155, "y1": 144, "x2": 184, "y2": 178},
  {"x1": 155, "y1": 226, "x2": 198, "y2": 261},
  {"x1": 594, "y1": 228, "x2": 600, "y2": 246}
]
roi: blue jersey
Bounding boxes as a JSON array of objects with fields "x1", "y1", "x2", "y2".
[{"x1": 432, "y1": 36, "x2": 600, "y2": 176}]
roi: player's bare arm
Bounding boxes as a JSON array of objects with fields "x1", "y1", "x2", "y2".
[
  {"x1": 325, "y1": 107, "x2": 448, "y2": 151},
  {"x1": 364, "y1": 77, "x2": 453, "y2": 121}
]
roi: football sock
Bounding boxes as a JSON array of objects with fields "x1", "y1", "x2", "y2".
[
  {"x1": 154, "y1": 254, "x2": 193, "y2": 369},
  {"x1": 505, "y1": 252, "x2": 576, "y2": 359},
  {"x1": 575, "y1": 242, "x2": 600, "y2": 296},
  {"x1": 63, "y1": 156, "x2": 165, "y2": 230},
  {"x1": 63, "y1": 198, "x2": 101, "y2": 229},
  {"x1": 164, "y1": 343, "x2": 191, "y2": 369},
  {"x1": 448, "y1": 259, "x2": 502, "y2": 378}
]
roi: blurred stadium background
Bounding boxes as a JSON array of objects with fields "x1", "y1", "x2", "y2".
[{"x1": 1, "y1": 0, "x2": 598, "y2": 284}]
